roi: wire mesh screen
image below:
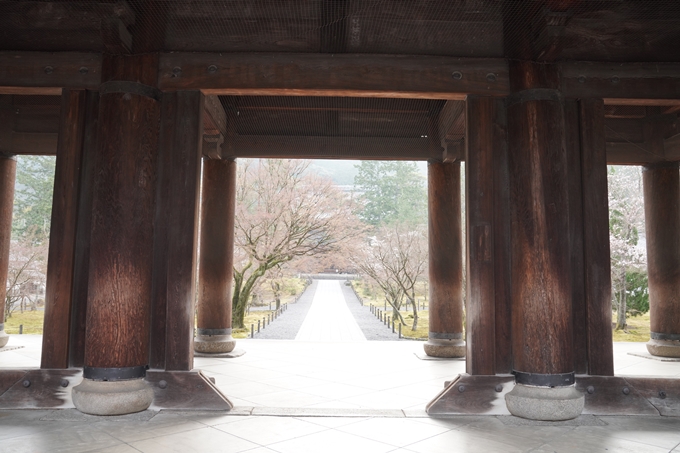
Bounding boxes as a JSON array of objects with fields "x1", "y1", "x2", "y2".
[{"x1": 0, "y1": 1, "x2": 679, "y2": 61}]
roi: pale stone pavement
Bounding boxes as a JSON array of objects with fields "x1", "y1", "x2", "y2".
[
  {"x1": 295, "y1": 280, "x2": 367, "y2": 342},
  {"x1": 3, "y1": 337, "x2": 680, "y2": 452},
  {"x1": 254, "y1": 278, "x2": 399, "y2": 341}
]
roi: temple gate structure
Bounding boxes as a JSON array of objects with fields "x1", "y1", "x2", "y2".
[{"x1": 0, "y1": 0, "x2": 680, "y2": 420}]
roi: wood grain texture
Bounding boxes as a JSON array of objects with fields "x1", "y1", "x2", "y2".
[
  {"x1": 150, "y1": 91, "x2": 203, "y2": 371},
  {"x1": 196, "y1": 158, "x2": 236, "y2": 332},
  {"x1": 68, "y1": 91, "x2": 99, "y2": 368},
  {"x1": 427, "y1": 161, "x2": 463, "y2": 337},
  {"x1": 158, "y1": 53, "x2": 509, "y2": 98},
  {"x1": 507, "y1": 62, "x2": 573, "y2": 376},
  {"x1": 579, "y1": 98, "x2": 614, "y2": 376},
  {"x1": 491, "y1": 99, "x2": 512, "y2": 374},
  {"x1": 0, "y1": 52, "x2": 101, "y2": 90},
  {"x1": 84, "y1": 90, "x2": 159, "y2": 369},
  {"x1": 101, "y1": 54, "x2": 159, "y2": 87},
  {"x1": 565, "y1": 99, "x2": 588, "y2": 375},
  {"x1": 465, "y1": 96, "x2": 499, "y2": 375},
  {"x1": 41, "y1": 90, "x2": 86, "y2": 369},
  {"x1": 225, "y1": 136, "x2": 437, "y2": 161},
  {"x1": 0, "y1": 155, "x2": 16, "y2": 321},
  {"x1": 561, "y1": 62, "x2": 680, "y2": 101},
  {"x1": 643, "y1": 162, "x2": 680, "y2": 339}
]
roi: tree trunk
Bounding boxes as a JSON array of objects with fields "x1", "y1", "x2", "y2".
[
  {"x1": 616, "y1": 271, "x2": 627, "y2": 330},
  {"x1": 411, "y1": 298, "x2": 419, "y2": 331}
]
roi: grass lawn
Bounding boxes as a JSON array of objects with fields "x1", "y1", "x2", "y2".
[
  {"x1": 611, "y1": 312, "x2": 651, "y2": 342},
  {"x1": 4, "y1": 310, "x2": 45, "y2": 334},
  {"x1": 2, "y1": 296, "x2": 653, "y2": 343},
  {"x1": 232, "y1": 310, "x2": 277, "y2": 339}
]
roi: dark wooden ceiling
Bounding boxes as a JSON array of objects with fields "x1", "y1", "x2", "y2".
[
  {"x1": 1, "y1": 0, "x2": 680, "y2": 62},
  {"x1": 2, "y1": 1, "x2": 680, "y2": 164}
]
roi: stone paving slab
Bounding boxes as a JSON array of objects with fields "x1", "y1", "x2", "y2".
[{"x1": 295, "y1": 280, "x2": 366, "y2": 342}]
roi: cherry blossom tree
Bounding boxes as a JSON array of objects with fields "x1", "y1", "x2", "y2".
[
  {"x1": 355, "y1": 223, "x2": 427, "y2": 330},
  {"x1": 608, "y1": 165, "x2": 647, "y2": 330},
  {"x1": 231, "y1": 159, "x2": 361, "y2": 328}
]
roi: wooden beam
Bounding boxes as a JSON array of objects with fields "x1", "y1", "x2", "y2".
[
  {"x1": 101, "y1": 17, "x2": 133, "y2": 55},
  {"x1": 4, "y1": 132, "x2": 58, "y2": 155},
  {"x1": 223, "y1": 136, "x2": 437, "y2": 160},
  {"x1": 665, "y1": 134, "x2": 680, "y2": 161},
  {"x1": 0, "y1": 52, "x2": 101, "y2": 91},
  {"x1": 436, "y1": 100, "x2": 466, "y2": 143},
  {"x1": 203, "y1": 95, "x2": 226, "y2": 136},
  {"x1": 562, "y1": 62, "x2": 680, "y2": 101},
  {"x1": 100, "y1": 0, "x2": 135, "y2": 55},
  {"x1": 159, "y1": 53, "x2": 509, "y2": 99},
  {"x1": 606, "y1": 142, "x2": 659, "y2": 165}
]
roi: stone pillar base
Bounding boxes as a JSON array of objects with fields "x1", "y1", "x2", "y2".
[
  {"x1": 423, "y1": 337, "x2": 465, "y2": 358},
  {"x1": 505, "y1": 384, "x2": 584, "y2": 421},
  {"x1": 647, "y1": 338, "x2": 680, "y2": 358},
  {"x1": 72, "y1": 378, "x2": 154, "y2": 415},
  {"x1": 194, "y1": 334, "x2": 236, "y2": 354},
  {"x1": 0, "y1": 329, "x2": 8, "y2": 348}
]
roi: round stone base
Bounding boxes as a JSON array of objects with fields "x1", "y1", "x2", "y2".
[
  {"x1": 0, "y1": 330, "x2": 9, "y2": 348},
  {"x1": 72, "y1": 378, "x2": 154, "y2": 415},
  {"x1": 647, "y1": 338, "x2": 680, "y2": 358},
  {"x1": 505, "y1": 384, "x2": 584, "y2": 421},
  {"x1": 423, "y1": 338, "x2": 465, "y2": 358},
  {"x1": 194, "y1": 334, "x2": 236, "y2": 354}
]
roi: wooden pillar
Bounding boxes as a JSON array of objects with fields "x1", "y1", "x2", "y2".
[
  {"x1": 41, "y1": 89, "x2": 91, "y2": 368},
  {"x1": 424, "y1": 161, "x2": 464, "y2": 358},
  {"x1": 504, "y1": 61, "x2": 583, "y2": 420},
  {"x1": 506, "y1": 61, "x2": 574, "y2": 383},
  {"x1": 68, "y1": 92, "x2": 99, "y2": 368},
  {"x1": 150, "y1": 91, "x2": 204, "y2": 370},
  {"x1": 465, "y1": 96, "x2": 511, "y2": 375},
  {"x1": 566, "y1": 98, "x2": 614, "y2": 376},
  {"x1": 578, "y1": 99, "x2": 614, "y2": 375},
  {"x1": 73, "y1": 54, "x2": 160, "y2": 415},
  {"x1": 195, "y1": 158, "x2": 237, "y2": 354},
  {"x1": 0, "y1": 154, "x2": 16, "y2": 348},
  {"x1": 643, "y1": 162, "x2": 680, "y2": 358}
]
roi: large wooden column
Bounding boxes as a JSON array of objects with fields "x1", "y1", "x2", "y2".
[
  {"x1": 0, "y1": 154, "x2": 16, "y2": 348},
  {"x1": 195, "y1": 158, "x2": 237, "y2": 354},
  {"x1": 643, "y1": 162, "x2": 680, "y2": 358},
  {"x1": 504, "y1": 61, "x2": 583, "y2": 420},
  {"x1": 72, "y1": 54, "x2": 160, "y2": 415},
  {"x1": 424, "y1": 161, "x2": 464, "y2": 358}
]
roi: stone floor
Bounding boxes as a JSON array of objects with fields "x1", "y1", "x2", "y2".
[
  {"x1": 2, "y1": 336, "x2": 680, "y2": 452},
  {"x1": 2, "y1": 280, "x2": 680, "y2": 452}
]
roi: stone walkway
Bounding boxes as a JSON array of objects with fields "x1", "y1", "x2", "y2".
[
  {"x1": 252, "y1": 281, "x2": 318, "y2": 340},
  {"x1": 254, "y1": 278, "x2": 400, "y2": 341},
  {"x1": 295, "y1": 280, "x2": 366, "y2": 341}
]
